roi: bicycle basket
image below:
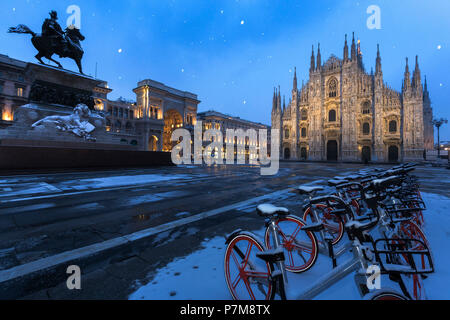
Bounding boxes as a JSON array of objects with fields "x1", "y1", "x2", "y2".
[{"x1": 372, "y1": 238, "x2": 434, "y2": 275}]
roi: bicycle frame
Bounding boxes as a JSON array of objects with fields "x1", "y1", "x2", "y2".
[{"x1": 266, "y1": 217, "x2": 289, "y2": 298}]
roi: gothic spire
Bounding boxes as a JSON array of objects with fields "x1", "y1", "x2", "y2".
[
  {"x1": 423, "y1": 75, "x2": 431, "y2": 103},
  {"x1": 403, "y1": 57, "x2": 411, "y2": 91},
  {"x1": 343, "y1": 34, "x2": 349, "y2": 62},
  {"x1": 310, "y1": 45, "x2": 315, "y2": 73},
  {"x1": 293, "y1": 67, "x2": 297, "y2": 91},
  {"x1": 375, "y1": 44, "x2": 382, "y2": 75},
  {"x1": 351, "y1": 32, "x2": 356, "y2": 61},
  {"x1": 413, "y1": 55, "x2": 421, "y2": 88},
  {"x1": 316, "y1": 43, "x2": 322, "y2": 70},
  {"x1": 277, "y1": 85, "x2": 281, "y2": 111}
]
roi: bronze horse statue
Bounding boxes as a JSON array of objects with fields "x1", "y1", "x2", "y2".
[{"x1": 8, "y1": 24, "x2": 86, "y2": 74}]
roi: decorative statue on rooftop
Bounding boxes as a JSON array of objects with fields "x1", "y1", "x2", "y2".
[{"x1": 8, "y1": 10, "x2": 85, "y2": 74}]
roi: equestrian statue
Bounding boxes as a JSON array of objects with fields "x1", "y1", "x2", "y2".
[{"x1": 8, "y1": 10, "x2": 85, "y2": 74}]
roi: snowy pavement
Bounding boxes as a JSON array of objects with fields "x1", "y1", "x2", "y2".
[
  {"x1": 4, "y1": 163, "x2": 449, "y2": 299},
  {"x1": 129, "y1": 192, "x2": 450, "y2": 300}
]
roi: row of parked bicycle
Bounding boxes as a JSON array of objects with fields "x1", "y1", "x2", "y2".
[{"x1": 224, "y1": 163, "x2": 433, "y2": 300}]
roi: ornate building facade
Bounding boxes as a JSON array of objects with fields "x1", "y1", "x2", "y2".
[
  {"x1": 197, "y1": 110, "x2": 270, "y2": 161},
  {"x1": 272, "y1": 34, "x2": 434, "y2": 163},
  {"x1": 0, "y1": 54, "x2": 200, "y2": 152}
]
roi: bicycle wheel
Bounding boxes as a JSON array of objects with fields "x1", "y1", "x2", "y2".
[
  {"x1": 389, "y1": 228, "x2": 430, "y2": 300},
  {"x1": 399, "y1": 220, "x2": 429, "y2": 249},
  {"x1": 303, "y1": 204, "x2": 344, "y2": 246},
  {"x1": 264, "y1": 215, "x2": 319, "y2": 273},
  {"x1": 364, "y1": 289, "x2": 409, "y2": 300},
  {"x1": 224, "y1": 233, "x2": 275, "y2": 300},
  {"x1": 403, "y1": 273, "x2": 426, "y2": 300}
]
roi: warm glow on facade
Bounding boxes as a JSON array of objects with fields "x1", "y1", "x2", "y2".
[{"x1": 2, "y1": 111, "x2": 13, "y2": 121}]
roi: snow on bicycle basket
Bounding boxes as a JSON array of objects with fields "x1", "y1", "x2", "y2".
[{"x1": 372, "y1": 238, "x2": 434, "y2": 275}]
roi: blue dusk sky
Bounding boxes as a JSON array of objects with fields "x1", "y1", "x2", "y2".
[{"x1": 1, "y1": 0, "x2": 449, "y2": 139}]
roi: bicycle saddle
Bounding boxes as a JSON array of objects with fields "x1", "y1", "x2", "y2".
[
  {"x1": 296, "y1": 185, "x2": 324, "y2": 195},
  {"x1": 256, "y1": 204, "x2": 289, "y2": 217},
  {"x1": 328, "y1": 179, "x2": 348, "y2": 187},
  {"x1": 256, "y1": 248, "x2": 285, "y2": 263},
  {"x1": 344, "y1": 174, "x2": 361, "y2": 181}
]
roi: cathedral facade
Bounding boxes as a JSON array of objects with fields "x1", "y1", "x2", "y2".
[{"x1": 271, "y1": 34, "x2": 434, "y2": 163}]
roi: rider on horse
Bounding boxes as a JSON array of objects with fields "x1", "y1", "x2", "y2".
[
  {"x1": 8, "y1": 10, "x2": 85, "y2": 74},
  {"x1": 42, "y1": 11, "x2": 68, "y2": 57}
]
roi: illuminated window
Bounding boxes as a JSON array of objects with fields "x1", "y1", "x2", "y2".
[
  {"x1": 16, "y1": 87, "x2": 24, "y2": 97},
  {"x1": 329, "y1": 109, "x2": 336, "y2": 122}
]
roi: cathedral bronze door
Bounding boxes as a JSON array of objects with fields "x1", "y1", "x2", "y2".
[
  {"x1": 388, "y1": 146, "x2": 399, "y2": 162},
  {"x1": 362, "y1": 146, "x2": 371, "y2": 163},
  {"x1": 327, "y1": 140, "x2": 338, "y2": 161}
]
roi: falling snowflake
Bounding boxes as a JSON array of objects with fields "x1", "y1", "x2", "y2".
[
  {"x1": 181, "y1": 68, "x2": 185, "y2": 73},
  {"x1": 118, "y1": 48, "x2": 123, "y2": 53},
  {"x1": 243, "y1": 100, "x2": 247, "y2": 105},
  {"x1": 437, "y1": 45, "x2": 442, "y2": 50},
  {"x1": 220, "y1": 10, "x2": 224, "y2": 14},
  {"x1": 440, "y1": 83, "x2": 443, "y2": 87},
  {"x1": 240, "y1": 20, "x2": 245, "y2": 25}
]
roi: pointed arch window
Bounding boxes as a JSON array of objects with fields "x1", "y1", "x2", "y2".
[
  {"x1": 301, "y1": 109, "x2": 308, "y2": 121},
  {"x1": 362, "y1": 101, "x2": 371, "y2": 114},
  {"x1": 328, "y1": 78, "x2": 338, "y2": 98}
]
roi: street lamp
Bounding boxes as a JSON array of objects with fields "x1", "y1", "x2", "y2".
[{"x1": 432, "y1": 118, "x2": 448, "y2": 159}]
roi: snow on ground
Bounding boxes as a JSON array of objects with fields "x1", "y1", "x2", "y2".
[
  {"x1": 0, "y1": 183, "x2": 61, "y2": 198},
  {"x1": 74, "y1": 174, "x2": 195, "y2": 189},
  {"x1": 421, "y1": 192, "x2": 450, "y2": 299},
  {"x1": 129, "y1": 192, "x2": 450, "y2": 300}
]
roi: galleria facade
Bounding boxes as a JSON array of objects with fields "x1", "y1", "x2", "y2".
[{"x1": 272, "y1": 34, "x2": 434, "y2": 163}]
